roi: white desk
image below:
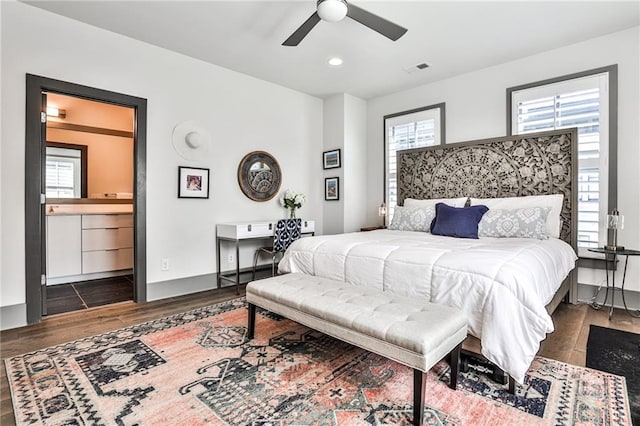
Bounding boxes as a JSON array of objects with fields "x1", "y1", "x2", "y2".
[{"x1": 216, "y1": 220, "x2": 315, "y2": 293}]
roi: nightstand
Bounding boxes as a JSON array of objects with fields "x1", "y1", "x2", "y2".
[
  {"x1": 360, "y1": 226, "x2": 386, "y2": 232},
  {"x1": 588, "y1": 247, "x2": 640, "y2": 319}
]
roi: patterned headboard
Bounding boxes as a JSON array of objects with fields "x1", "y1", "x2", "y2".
[{"x1": 397, "y1": 129, "x2": 578, "y2": 249}]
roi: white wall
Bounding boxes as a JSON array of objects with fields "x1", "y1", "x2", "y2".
[
  {"x1": 343, "y1": 94, "x2": 368, "y2": 233},
  {"x1": 366, "y1": 26, "x2": 640, "y2": 292},
  {"x1": 0, "y1": 2, "x2": 323, "y2": 320},
  {"x1": 322, "y1": 93, "x2": 367, "y2": 235},
  {"x1": 322, "y1": 95, "x2": 344, "y2": 235}
]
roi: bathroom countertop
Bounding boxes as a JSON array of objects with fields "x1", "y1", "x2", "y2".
[{"x1": 46, "y1": 204, "x2": 133, "y2": 215}]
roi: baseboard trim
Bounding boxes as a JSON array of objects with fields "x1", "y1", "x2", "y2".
[
  {"x1": 147, "y1": 274, "x2": 217, "y2": 301},
  {"x1": 1, "y1": 303, "x2": 27, "y2": 330},
  {"x1": 577, "y1": 282, "x2": 640, "y2": 311},
  {"x1": 47, "y1": 269, "x2": 133, "y2": 286},
  {"x1": 148, "y1": 266, "x2": 272, "y2": 301},
  {"x1": 8, "y1": 278, "x2": 627, "y2": 331}
]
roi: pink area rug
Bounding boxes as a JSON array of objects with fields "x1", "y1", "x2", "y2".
[{"x1": 6, "y1": 298, "x2": 632, "y2": 425}]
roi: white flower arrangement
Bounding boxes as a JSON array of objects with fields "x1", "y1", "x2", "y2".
[{"x1": 280, "y1": 189, "x2": 306, "y2": 218}]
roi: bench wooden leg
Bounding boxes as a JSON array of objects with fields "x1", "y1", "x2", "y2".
[
  {"x1": 247, "y1": 303, "x2": 256, "y2": 339},
  {"x1": 449, "y1": 342, "x2": 462, "y2": 390},
  {"x1": 508, "y1": 376, "x2": 516, "y2": 394},
  {"x1": 413, "y1": 369, "x2": 426, "y2": 426}
]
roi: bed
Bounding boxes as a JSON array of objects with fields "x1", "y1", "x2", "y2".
[{"x1": 279, "y1": 128, "x2": 578, "y2": 383}]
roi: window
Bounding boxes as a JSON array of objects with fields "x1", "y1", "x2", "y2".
[
  {"x1": 46, "y1": 146, "x2": 82, "y2": 198},
  {"x1": 384, "y1": 104, "x2": 445, "y2": 222},
  {"x1": 508, "y1": 66, "x2": 617, "y2": 256}
]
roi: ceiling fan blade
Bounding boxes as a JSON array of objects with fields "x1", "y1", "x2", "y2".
[
  {"x1": 283, "y1": 12, "x2": 322, "y2": 46},
  {"x1": 346, "y1": 3, "x2": 407, "y2": 41}
]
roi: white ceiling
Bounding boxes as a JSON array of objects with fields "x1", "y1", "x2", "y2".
[{"x1": 25, "y1": 1, "x2": 640, "y2": 99}]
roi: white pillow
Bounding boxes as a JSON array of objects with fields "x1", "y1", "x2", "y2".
[
  {"x1": 404, "y1": 197, "x2": 469, "y2": 208},
  {"x1": 470, "y1": 194, "x2": 564, "y2": 238},
  {"x1": 388, "y1": 206, "x2": 436, "y2": 232},
  {"x1": 478, "y1": 207, "x2": 550, "y2": 240}
]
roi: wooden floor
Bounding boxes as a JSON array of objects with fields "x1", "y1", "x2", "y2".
[{"x1": 1, "y1": 285, "x2": 639, "y2": 425}]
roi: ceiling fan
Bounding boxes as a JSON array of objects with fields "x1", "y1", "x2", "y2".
[{"x1": 283, "y1": 0, "x2": 407, "y2": 46}]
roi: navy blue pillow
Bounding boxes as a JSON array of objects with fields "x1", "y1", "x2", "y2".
[{"x1": 430, "y1": 203, "x2": 489, "y2": 239}]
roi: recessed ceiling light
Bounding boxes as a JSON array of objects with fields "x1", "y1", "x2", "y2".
[{"x1": 328, "y1": 57, "x2": 343, "y2": 66}]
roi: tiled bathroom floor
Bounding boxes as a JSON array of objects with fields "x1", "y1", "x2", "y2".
[{"x1": 46, "y1": 275, "x2": 133, "y2": 315}]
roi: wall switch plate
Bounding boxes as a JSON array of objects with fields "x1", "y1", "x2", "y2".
[
  {"x1": 227, "y1": 254, "x2": 234, "y2": 263},
  {"x1": 161, "y1": 258, "x2": 169, "y2": 271}
]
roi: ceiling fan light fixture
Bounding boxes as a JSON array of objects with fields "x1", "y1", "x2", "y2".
[{"x1": 317, "y1": 0, "x2": 348, "y2": 23}]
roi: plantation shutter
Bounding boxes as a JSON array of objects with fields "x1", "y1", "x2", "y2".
[
  {"x1": 386, "y1": 109, "x2": 441, "y2": 221},
  {"x1": 512, "y1": 73, "x2": 609, "y2": 252},
  {"x1": 46, "y1": 147, "x2": 82, "y2": 198}
]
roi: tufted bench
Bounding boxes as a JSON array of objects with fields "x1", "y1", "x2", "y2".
[{"x1": 246, "y1": 273, "x2": 467, "y2": 426}]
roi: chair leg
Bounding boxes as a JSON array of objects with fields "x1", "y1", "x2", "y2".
[
  {"x1": 508, "y1": 376, "x2": 516, "y2": 394},
  {"x1": 449, "y1": 342, "x2": 462, "y2": 390},
  {"x1": 252, "y1": 250, "x2": 261, "y2": 281},
  {"x1": 271, "y1": 254, "x2": 276, "y2": 277},
  {"x1": 413, "y1": 369, "x2": 426, "y2": 426},
  {"x1": 247, "y1": 303, "x2": 256, "y2": 339}
]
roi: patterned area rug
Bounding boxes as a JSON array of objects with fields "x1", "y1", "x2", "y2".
[{"x1": 6, "y1": 299, "x2": 632, "y2": 425}]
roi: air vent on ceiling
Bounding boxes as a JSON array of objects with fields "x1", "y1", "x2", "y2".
[{"x1": 403, "y1": 62, "x2": 430, "y2": 74}]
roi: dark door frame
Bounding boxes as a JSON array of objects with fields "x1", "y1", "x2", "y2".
[{"x1": 25, "y1": 74, "x2": 147, "y2": 324}]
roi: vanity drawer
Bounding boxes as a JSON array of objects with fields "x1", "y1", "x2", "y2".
[
  {"x1": 82, "y1": 228, "x2": 133, "y2": 251},
  {"x1": 82, "y1": 214, "x2": 133, "y2": 229},
  {"x1": 82, "y1": 248, "x2": 133, "y2": 274}
]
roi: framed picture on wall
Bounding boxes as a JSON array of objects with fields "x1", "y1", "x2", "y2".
[
  {"x1": 325, "y1": 177, "x2": 339, "y2": 201},
  {"x1": 178, "y1": 166, "x2": 210, "y2": 199},
  {"x1": 323, "y1": 149, "x2": 341, "y2": 169}
]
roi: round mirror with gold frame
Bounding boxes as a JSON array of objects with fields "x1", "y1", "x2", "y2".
[{"x1": 237, "y1": 151, "x2": 282, "y2": 201}]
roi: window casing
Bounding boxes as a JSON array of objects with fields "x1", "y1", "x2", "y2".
[
  {"x1": 384, "y1": 104, "x2": 444, "y2": 222},
  {"x1": 508, "y1": 67, "x2": 616, "y2": 257}
]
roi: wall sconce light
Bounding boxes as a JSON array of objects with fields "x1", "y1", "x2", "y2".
[
  {"x1": 605, "y1": 209, "x2": 625, "y2": 251},
  {"x1": 46, "y1": 107, "x2": 66, "y2": 118}
]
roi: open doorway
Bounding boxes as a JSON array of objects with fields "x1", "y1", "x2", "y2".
[
  {"x1": 44, "y1": 93, "x2": 135, "y2": 315},
  {"x1": 25, "y1": 74, "x2": 147, "y2": 324}
]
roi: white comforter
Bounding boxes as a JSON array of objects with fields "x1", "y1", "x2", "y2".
[{"x1": 278, "y1": 230, "x2": 577, "y2": 383}]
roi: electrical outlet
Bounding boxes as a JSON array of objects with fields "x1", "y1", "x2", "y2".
[
  {"x1": 161, "y1": 258, "x2": 169, "y2": 271},
  {"x1": 227, "y1": 254, "x2": 234, "y2": 263}
]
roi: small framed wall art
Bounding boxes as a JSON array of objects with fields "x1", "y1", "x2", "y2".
[
  {"x1": 178, "y1": 166, "x2": 210, "y2": 199},
  {"x1": 325, "y1": 177, "x2": 339, "y2": 201},
  {"x1": 323, "y1": 149, "x2": 341, "y2": 169}
]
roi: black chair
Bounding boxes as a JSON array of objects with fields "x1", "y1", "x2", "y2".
[{"x1": 252, "y1": 219, "x2": 302, "y2": 280}]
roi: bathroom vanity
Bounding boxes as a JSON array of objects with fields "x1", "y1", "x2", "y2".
[{"x1": 46, "y1": 204, "x2": 133, "y2": 285}]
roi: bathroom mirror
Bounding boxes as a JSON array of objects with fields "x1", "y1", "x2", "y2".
[
  {"x1": 237, "y1": 151, "x2": 281, "y2": 201},
  {"x1": 45, "y1": 142, "x2": 88, "y2": 198},
  {"x1": 44, "y1": 92, "x2": 134, "y2": 203}
]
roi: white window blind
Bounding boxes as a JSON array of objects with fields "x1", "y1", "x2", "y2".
[
  {"x1": 385, "y1": 107, "x2": 442, "y2": 221},
  {"x1": 46, "y1": 147, "x2": 81, "y2": 198},
  {"x1": 511, "y1": 73, "x2": 609, "y2": 255}
]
